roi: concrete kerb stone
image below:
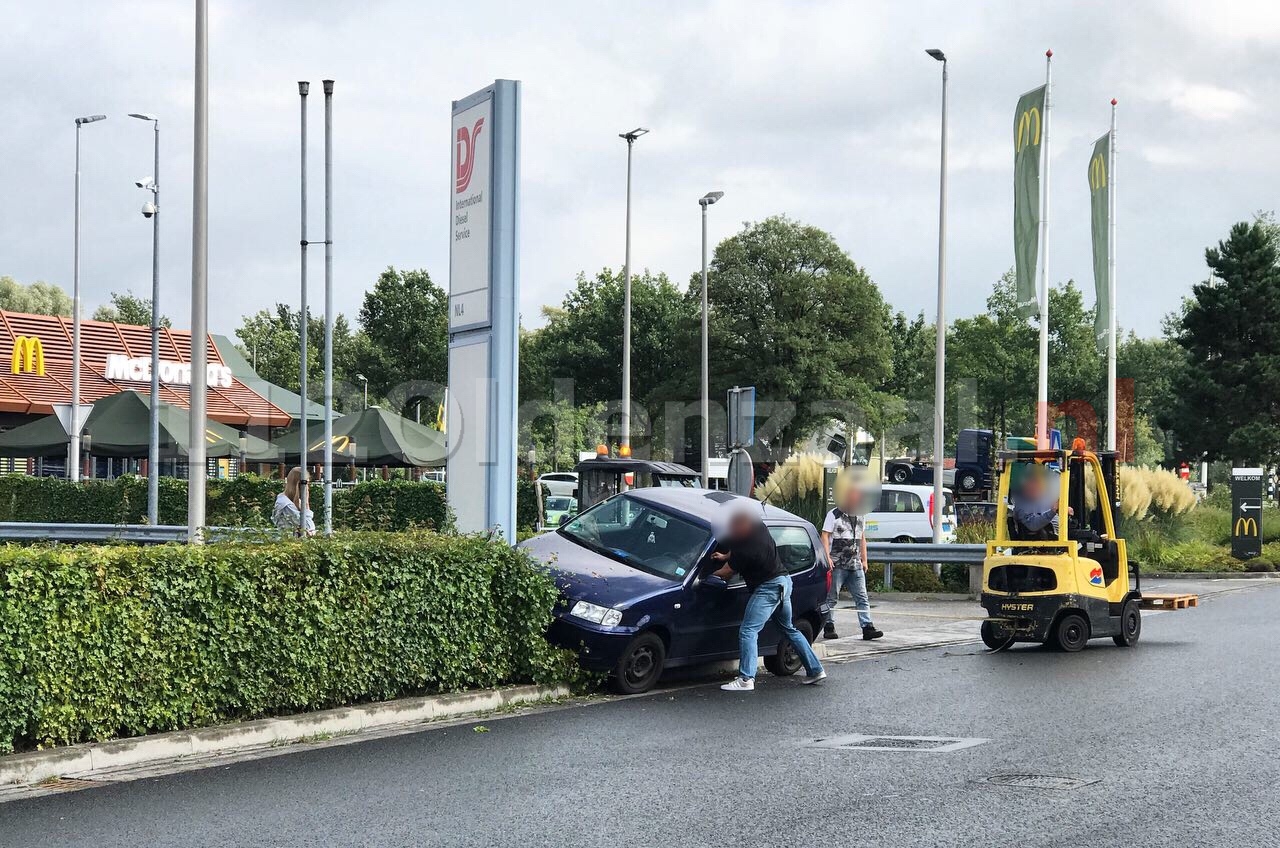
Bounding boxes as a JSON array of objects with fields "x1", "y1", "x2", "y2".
[{"x1": 0, "y1": 684, "x2": 567, "y2": 788}]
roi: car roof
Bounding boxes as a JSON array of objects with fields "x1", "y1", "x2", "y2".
[
  {"x1": 623, "y1": 486, "x2": 806, "y2": 534},
  {"x1": 881, "y1": 484, "x2": 954, "y2": 497},
  {"x1": 575, "y1": 457, "x2": 699, "y2": 475}
]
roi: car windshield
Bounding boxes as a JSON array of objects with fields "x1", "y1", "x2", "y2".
[
  {"x1": 558, "y1": 495, "x2": 712, "y2": 581},
  {"x1": 546, "y1": 497, "x2": 573, "y2": 511}
]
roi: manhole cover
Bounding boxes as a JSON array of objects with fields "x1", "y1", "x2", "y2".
[
  {"x1": 983, "y1": 774, "x2": 1099, "y2": 791},
  {"x1": 805, "y1": 735, "x2": 988, "y2": 753}
]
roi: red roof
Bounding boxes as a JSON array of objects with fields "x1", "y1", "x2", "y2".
[{"x1": 0, "y1": 311, "x2": 291, "y2": 427}]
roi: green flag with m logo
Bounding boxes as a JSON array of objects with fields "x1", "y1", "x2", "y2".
[
  {"x1": 1013, "y1": 85, "x2": 1046, "y2": 319},
  {"x1": 1088, "y1": 133, "x2": 1110, "y2": 352}
]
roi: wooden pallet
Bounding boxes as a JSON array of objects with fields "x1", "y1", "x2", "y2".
[{"x1": 1140, "y1": 593, "x2": 1199, "y2": 610}]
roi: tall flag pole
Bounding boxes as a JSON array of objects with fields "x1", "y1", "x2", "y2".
[
  {"x1": 1107, "y1": 99, "x2": 1117, "y2": 452},
  {"x1": 1089, "y1": 101, "x2": 1117, "y2": 452},
  {"x1": 1036, "y1": 49, "x2": 1053, "y2": 448},
  {"x1": 1013, "y1": 53, "x2": 1050, "y2": 446}
]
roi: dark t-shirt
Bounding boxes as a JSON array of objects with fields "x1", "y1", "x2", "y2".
[{"x1": 724, "y1": 522, "x2": 783, "y2": 592}]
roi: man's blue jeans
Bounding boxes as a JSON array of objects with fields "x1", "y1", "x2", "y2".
[
  {"x1": 739, "y1": 574, "x2": 824, "y2": 680},
  {"x1": 826, "y1": 566, "x2": 873, "y2": 629}
]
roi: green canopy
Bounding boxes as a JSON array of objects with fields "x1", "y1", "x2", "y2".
[
  {"x1": 0, "y1": 392, "x2": 279, "y2": 460},
  {"x1": 278, "y1": 406, "x2": 446, "y2": 468}
]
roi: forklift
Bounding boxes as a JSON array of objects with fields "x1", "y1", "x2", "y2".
[{"x1": 979, "y1": 439, "x2": 1142, "y2": 652}]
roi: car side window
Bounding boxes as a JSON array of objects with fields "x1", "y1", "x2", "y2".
[
  {"x1": 877, "y1": 491, "x2": 895, "y2": 512},
  {"x1": 904, "y1": 493, "x2": 924, "y2": 514},
  {"x1": 769, "y1": 525, "x2": 816, "y2": 575}
]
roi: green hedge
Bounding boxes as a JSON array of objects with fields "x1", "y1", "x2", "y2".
[
  {"x1": 0, "y1": 533, "x2": 579, "y2": 754},
  {"x1": 0, "y1": 474, "x2": 543, "y2": 534}
]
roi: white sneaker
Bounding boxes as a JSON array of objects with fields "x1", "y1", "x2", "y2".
[
  {"x1": 803, "y1": 670, "x2": 828, "y2": 685},
  {"x1": 720, "y1": 676, "x2": 755, "y2": 692}
]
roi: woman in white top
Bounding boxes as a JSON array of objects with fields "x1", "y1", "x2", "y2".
[{"x1": 273, "y1": 466, "x2": 316, "y2": 536}]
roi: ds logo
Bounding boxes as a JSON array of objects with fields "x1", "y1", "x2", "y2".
[{"x1": 455, "y1": 118, "x2": 485, "y2": 194}]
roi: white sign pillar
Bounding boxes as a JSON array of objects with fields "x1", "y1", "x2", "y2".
[{"x1": 446, "y1": 80, "x2": 520, "y2": 537}]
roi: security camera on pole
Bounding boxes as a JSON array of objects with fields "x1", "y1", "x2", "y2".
[
  {"x1": 698, "y1": 190, "x2": 723, "y2": 489},
  {"x1": 129, "y1": 112, "x2": 161, "y2": 525},
  {"x1": 619, "y1": 127, "x2": 648, "y2": 462}
]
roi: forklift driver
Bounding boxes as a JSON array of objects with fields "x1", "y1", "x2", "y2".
[{"x1": 1011, "y1": 463, "x2": 1071, "y2": 540}]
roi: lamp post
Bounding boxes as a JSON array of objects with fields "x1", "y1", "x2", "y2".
[
  {"x1": 188, "y1": 0, "x2": 209, "y2": 541},
  {"x1": 619, "y1": 127, "x2": 648, "y2": 457},
  {"x1": 357, "y1": 373, "x2": 368, "y2": 409},
  {"x1": 297, "y1": 80, "x2": 310, "y2": 538},
  {"x1": 71, "y1": 114, "x2": 106, "y2": 483},
  {"x1": 238, "y1": 431, "x2": 247, "y2": 475},
  {"x1": 927, "y1": 48, "x2": 948, "y2": 556},
  {"x1": 698, "y1": 191, "x2": 724, "y2": 488},
  {"x1": 130, "y1": 113, "x2": 161, "y2": 524}
]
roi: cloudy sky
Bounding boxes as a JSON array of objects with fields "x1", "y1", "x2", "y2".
[{"x1": 4, "y1": 0, "x2": 1278, "y2": 341}]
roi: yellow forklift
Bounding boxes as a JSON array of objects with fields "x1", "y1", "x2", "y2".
[{"x1": 980, "y1": 441, "x2": 1142, "y2": 651}]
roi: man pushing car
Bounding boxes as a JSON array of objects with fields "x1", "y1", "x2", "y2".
[{"x1": 713, "y1": 509, "x2": 826, "y2": 691}]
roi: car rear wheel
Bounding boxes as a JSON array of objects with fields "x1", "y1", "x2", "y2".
[
  {"x1": 1050, "y1": 612, "x2": 1090, "y2": 652},
  {"x1": 890, "y1": 466, "x2": 910, "y2": 484},
  {"x1": 610, "y1": 632, "x2": 666, "y2": 695},
  {"x1": 958, "y1": 471, "x2": 979, "y2": 492},
  {"x1": 765, "y1": 618, "x2": 816, "y2": 676},
  {"x1": 892, "y1": 535, "x2": 913, "y2": 544},
  {"x1": 1112, "y1": 600, "x2": 1141, "y2": 647}
]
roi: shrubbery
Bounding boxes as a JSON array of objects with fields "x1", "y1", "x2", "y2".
[
  {"x1": 0, "y1": 532, "x2": 579, "y2": 754},
  {"x1": 0, "y1": 474, "x2": 544, "y2": 534}
]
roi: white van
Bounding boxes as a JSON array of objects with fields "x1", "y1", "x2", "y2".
[{"x1": 863, "y1": 484, "x2": 955, "y2": 543}]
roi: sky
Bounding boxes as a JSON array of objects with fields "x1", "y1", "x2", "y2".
[{"x1": 3, "y1": 0, "x2": 1279, "y2": 341}]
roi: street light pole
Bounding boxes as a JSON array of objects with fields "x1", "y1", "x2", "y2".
[
  {"x1": 71, "y1": 114, "x2": 106, "y2": 483},
  {"x1": 358, "y1": 374, "x2": 368, "y2": 410},
  {"x1": 322, "y1": 79, "x2": 334, "y2": 537},
  {"x1": 927, "y1": 49, "x2": 948, "y2": 555},
  {"x1": 298, "y1": 80, "x2": 310, "y2": 536},
  {"x1": 698, "y1": 191, "x2": 723, "y2": 488},
  {"x1": 130, "y1": 113, "x2": 160, "y2": 525},
  {"x1": 187, "y1": 0, "x2": 208, "y2": 541},
  {"x1": 619, "y1": 127, "x2": 648, "y2": 457}
]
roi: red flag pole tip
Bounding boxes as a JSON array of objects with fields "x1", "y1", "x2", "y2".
[
  {"x1": 1111, "y1": 98, "x2": 1118, "y2": 106},
  {"x1": 1046, "y1": 48, "x2": 1053, "y2": 57}
]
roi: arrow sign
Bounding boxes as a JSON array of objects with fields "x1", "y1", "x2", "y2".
[{"x1": 1241, "y1": 502, "x2": 1261, "y2": 513}]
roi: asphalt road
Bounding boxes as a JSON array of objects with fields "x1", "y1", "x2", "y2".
[{"x1": 4, "y1": 583, "x2": 1277, "y2": 848}]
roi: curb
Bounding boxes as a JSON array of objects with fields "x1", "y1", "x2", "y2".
[
  {"x1": 868, "y1": 592, "x2": 976, "y2": 602},
  {"x1": 0, "y1": 683, "x2": 570, "y2": 788},
  {"x1": 1143, "y1": 571, "x2": 1279, "y2": 580}
]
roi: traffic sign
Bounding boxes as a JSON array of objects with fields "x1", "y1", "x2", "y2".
[{"x1": 1231, "y1": 467, "x2": 1264, "y2": 560}]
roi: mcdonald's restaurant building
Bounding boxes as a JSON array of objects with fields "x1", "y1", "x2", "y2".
[{"x1": 0, "y1": 310, "x2": 319, "y2": 479}]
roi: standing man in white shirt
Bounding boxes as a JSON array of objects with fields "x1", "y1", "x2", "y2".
[{"x1": 820, "y1": 485, "x2": 883, "y2": 641}]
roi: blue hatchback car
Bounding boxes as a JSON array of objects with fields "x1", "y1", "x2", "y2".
[{"x1": 521, "y1": 488, "x2": 831, "y2": 694}]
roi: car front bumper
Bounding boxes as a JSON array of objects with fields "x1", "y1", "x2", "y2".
[{"x1": 546, "y1": 615, "x2": 639, "y2": 672}]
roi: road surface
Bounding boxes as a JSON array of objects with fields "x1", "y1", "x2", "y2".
[{"x1": 2, "y1": 581, "x2": 1276, "y2": 847}]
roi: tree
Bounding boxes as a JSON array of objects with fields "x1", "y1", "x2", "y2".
[
  {"x1": 522, "y1": 269, "x2": 694, "y2": 406},
  {"x1": 234, "y1": 304, "x2": 361, "y2": 410},
  {"x1": 352, "y1": 268, "x2": 449, "y2": 415},
  {"x1": 948, "y1": 271, "x2": 1037, "y2": 442},
  {"x1": 1168, "y1": 220, "x2": 1280, "y2": 464},
  {"x1": 1046, "y1": 279, "x2": 1104, "y2": 444},
  {"x1": 1119, "y1": 332, "x2": 1183, "y2": 463},
  {"x1": 0, "y1": 276, "x2": 72, "y2": 316},
  {"x1": 92, "y1": 290, "x2": 171, "y2": 327},
  {"x1": 697, "y1": 216, "x2": 893, "y2": 455}
]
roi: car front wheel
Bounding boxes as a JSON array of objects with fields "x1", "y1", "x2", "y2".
[
  {"x1": 764, "y1": 618, "x2": 816, "y2": 676},
  {"x1": 610, "y1": 632, "x2": 666, "y2": 695}
]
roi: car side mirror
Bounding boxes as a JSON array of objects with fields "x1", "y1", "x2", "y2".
[
  {"x1": 558, "y1": 514, "x2": 570, "y2": 527},
  {"x1": 701, "y1": 575, "x2": 728, "y2": 590}
]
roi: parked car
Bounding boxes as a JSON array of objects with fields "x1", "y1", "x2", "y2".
[
  {"x1": 863, "y1": 484, "x2": 956, "y2": 543},
  {"x1": 544, "y1": 496, "x2": 577, "y2": 527},
  {"x1": 537, "y1": 472, "x2": 579, "y2": 498},
  {"x1": 521, "y1": 487, "x2": 830, "y2": 694}
]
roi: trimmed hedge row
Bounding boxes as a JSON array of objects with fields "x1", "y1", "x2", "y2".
[
  {"x1": 0, "y1": 533, "x2": 580, "y2": 754},
  {"x1": 0, "y1": 474, "x2": 544, "y2": 534}
]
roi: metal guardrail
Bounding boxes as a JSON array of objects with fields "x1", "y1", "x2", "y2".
[
  {"x1": 865, "y1": 542, "x2": 986, "y2": 564},
  {"x1": 0, "y1": 523, "x2": 264, "y2": 544}
]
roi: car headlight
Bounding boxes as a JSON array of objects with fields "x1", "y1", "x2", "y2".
[{"x1": 569, "y1": 600, "x2": 623, "y2": 628}]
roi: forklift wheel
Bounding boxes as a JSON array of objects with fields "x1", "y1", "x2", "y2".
[
  {"x1": 1050, "y1": 612, "x2": 1090, "y2": 652},
  {"x1": 1112, "y1": 600, "x2": 1141, "y2": 647},
  {"x1": 980, "y1": 620, "x2": 1008, "y2": 651}
]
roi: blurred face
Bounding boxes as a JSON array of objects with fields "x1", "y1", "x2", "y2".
[
  {"x1": 1021, "y1": 468, "x2": 1047, "y2": 500},
  {"x1": 728, "y1": 512, "x2": 755, "y2": 540}
]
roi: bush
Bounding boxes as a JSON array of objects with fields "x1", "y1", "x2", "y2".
[
  {"x1": 0, "y1": 532, "x2": 580, "y2": 754},
  {"x1": 864, "y1": 563, "x2": 946, "y2": 593}
]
